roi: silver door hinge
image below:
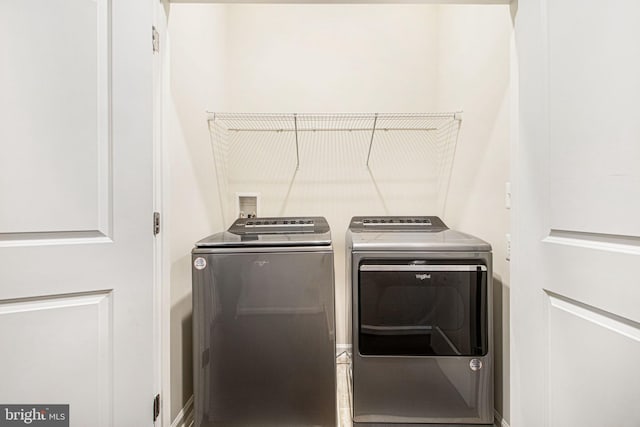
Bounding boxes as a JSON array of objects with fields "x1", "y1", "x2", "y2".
[
  {"x1": 152, "y1": 26, "x2": 159, "y2": 53},
  {"x1": 153, "y1": 212, "x2": 161, "y2": 236},
  {"x1": 153, "y1": 394, "x2": 160, "y2": 421}
]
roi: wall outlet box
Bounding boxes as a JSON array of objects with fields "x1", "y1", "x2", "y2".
[{"x1": 236, "y1": 192, "x2": 260, "y2": 218}]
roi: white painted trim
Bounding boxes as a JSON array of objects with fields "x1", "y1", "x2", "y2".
[
  {"x1": 171, "y1": 396, "x2": 194, "y2": 427},
  {"x1": 494, "y1": 409, "x2": 510, "y2": 427},
  {"x1": 96, "y1": 0, "x2": 113, "y2": 240},
  {"x1": 544, "y1": 229, "x2": 640, "y2": 256},
  {"x1": 547, "y1": 293, "x2": 640, "y2": 343},
  {"x1": 171, "y1": 0, "x2": 511, "y2": 4},
  {"x1": 153, "y1": 1, "x2": 171, "y2": 426},
  {"x1": 0, "y1": 231, "x2": 112, "y2": 248},
  {"x1": 508, "y1": 3, "x2": 518, "y2": 427},
  {"x1": 0, "y1": 291, "x2": 111, "y2": 314}
]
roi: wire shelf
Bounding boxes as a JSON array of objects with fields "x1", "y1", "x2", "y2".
[{"x1": 207, "y1": 112, "x2": 462, "y2": 226}]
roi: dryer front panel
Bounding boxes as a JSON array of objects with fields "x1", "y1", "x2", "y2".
[{"x1": 350, "y1": 252, "x2": 493, "y2": 425}]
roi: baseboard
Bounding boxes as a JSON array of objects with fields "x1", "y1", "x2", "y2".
[
  {"x1": 170, "y1": 395, "x2": 194, "y2": 427},
  {"x1": 336, "y1": 343, "x2": 352, "y2": 356},
  {"x1": 494, "y1": 409, "x2": 510, "y2": 427}
]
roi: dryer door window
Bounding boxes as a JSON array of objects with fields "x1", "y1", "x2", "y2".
[{"x1": 358, "y1": 262, "x2": 487, "y2": 357}]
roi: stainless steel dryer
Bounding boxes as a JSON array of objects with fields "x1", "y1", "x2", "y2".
[
  {"x1": 346, "y1": 216, "x2": 493, "y2": 426},
  {"x1": 192, "y1": 217, "x2": 336, "y2": 427}
]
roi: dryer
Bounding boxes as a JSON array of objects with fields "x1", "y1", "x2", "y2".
[
  {"x1": 346, "y1": 216, "x2": 493, "y2": 426},
  {"x1": 192, "y1": 217, "x2": 336, "y2": 427}
]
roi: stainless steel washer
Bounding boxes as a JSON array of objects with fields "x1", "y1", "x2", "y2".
[
  {"x1": 347, "y1": 216, "x2": 493, "y2": 426},
  {"x1": 192, "y1": 217, "x2": 336, "y2": 427}
]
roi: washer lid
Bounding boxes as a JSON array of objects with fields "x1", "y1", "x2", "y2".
[{"x1": 195, "y1": 216, "x2": 332, "y2": 248}]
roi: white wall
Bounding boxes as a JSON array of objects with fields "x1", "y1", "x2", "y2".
[
  {"x1": 166, "y1": 4, "x2": 228, "y2": 421},
  {"x1": 167, "y1": 3, "x2": 511, "y2": 424},
  {"x1": 223, "y1": 4, "x2": 442, "y2": 354},
  {"x1": 436, "y1": 5, "x2": 512, "y2": 423},
  {"x1": 225, "y1": 4, "x2": 439, "y2": 112}
]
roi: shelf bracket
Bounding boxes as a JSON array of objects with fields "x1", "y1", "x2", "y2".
[
  {"x1": 365, "y1": 113, "x2": 379, "y2": 168},
  {"x1": 294, "y1": 113, "x2": 300, "y2": 170}
]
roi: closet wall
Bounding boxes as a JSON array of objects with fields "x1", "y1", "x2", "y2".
[
  {"x1": 166, "y1": 3, "x2": 511, "y2": 424},
  {"x1": 436, "y1": 6, "x2": 513, "y2": 422},
  {"x1": 166, "y1": 6, "x2": 226, "y2": 419}
]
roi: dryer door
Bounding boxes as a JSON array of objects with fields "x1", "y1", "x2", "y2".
[{"x1": 358, "y1": 262, "x2": 488, "y2": 357}]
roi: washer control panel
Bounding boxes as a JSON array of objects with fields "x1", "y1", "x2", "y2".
[{"x1": 229, "y1": 217, "x2": 330, "y2": 234}]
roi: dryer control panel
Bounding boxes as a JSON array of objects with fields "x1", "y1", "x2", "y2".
[{"x1": 349, "y1": 216, "x2": 448, "y2": 232}]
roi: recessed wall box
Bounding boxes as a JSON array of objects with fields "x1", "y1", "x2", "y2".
[{"x1": 236, "y1": 192, "x2": 260, "y2": 218}]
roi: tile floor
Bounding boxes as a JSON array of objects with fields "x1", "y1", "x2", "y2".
[{"x1": 336, "y1": 353, "x2": 352, "y2": 427}]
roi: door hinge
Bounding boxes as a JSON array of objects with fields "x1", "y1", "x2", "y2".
[
  {"x1": 152, "y1": 26, "x2": 160, "y2": 53},
  {"x1": 153, "y1": 394, "x2": 160, "y2": 422},
  {"x1": 153, "y1": 212, "x2": 161, "y2": 236}
]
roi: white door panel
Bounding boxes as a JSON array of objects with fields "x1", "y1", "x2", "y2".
[
  {"x1": 0, "y1": 292, "x2": 112, "y2": 426},
  {"x1": 0, "y1": 0, "x2": 154, "y2": 426},
  {"x1": 0, "y1": 0, "x2": 111, "y2": 236},
  {"x1": 514, "y1": 0, "x2": 640, "y2": 426},
  {"x1": 548, "y1": 295, "x2": 640, "y2": 427},
  {"x1": 547, "y1": 0, "x2": 640, "y2": 237}
]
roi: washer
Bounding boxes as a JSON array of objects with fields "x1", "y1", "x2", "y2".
[
  {"x1": 346, "y1": 216, "x2": 493, "y2": 426},
  {"x1": 192, "y1": 217, "x2": 336, "y2": 427}
]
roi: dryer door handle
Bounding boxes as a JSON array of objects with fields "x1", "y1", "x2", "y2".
[{"x1": 359, "y1": 265, "x2": 487, "y2": 272}]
